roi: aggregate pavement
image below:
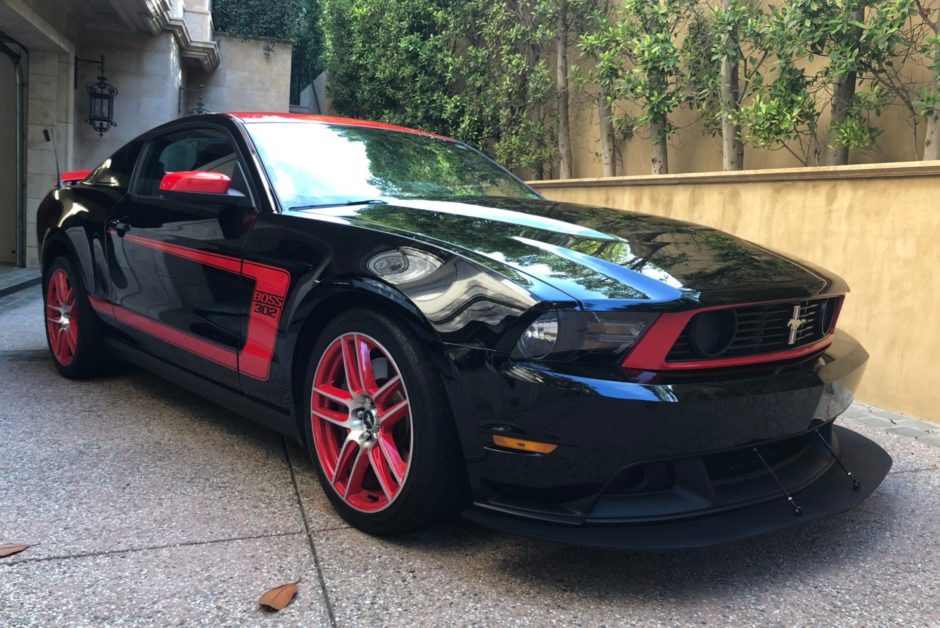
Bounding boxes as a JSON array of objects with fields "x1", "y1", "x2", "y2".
[{"x1": 1, "y1": 287, "x2": 937, "y2": 626}]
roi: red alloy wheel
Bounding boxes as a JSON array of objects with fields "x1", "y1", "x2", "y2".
[
  {"x1": 45, "y1": 268, "x2": 78, "y2": 367},
  {"x1": 310, "y1": 332, "x2": 413, "y2": 512}
]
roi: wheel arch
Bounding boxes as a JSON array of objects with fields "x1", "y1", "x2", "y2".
[{"x1": 40, "y1": 229, "x2": 83, "y2": 285}]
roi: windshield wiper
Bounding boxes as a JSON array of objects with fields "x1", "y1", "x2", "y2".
[{"x1": 289, "y1": 199, "x2": 387, "y2": 210}]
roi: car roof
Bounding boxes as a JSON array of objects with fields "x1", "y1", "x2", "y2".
[{"x1": 225, "y1": 112, "x2": 455, "y2": 142}]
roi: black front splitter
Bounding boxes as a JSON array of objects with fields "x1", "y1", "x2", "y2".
[{"x1": 462, "y1": 426, "x2": 892, "y2": 550}]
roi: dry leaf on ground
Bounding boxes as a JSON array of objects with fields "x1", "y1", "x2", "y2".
[
  {"x1": 259, "y1": 581, "x2": 299, "y2": 611},
  {"x1": 0, "y1": 544, "x2": 29, "y2": 558}
]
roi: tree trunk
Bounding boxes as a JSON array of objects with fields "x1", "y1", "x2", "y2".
[
  {"x1": 828, "y1": 72, "x2": 858, "y2": 165},
  {"x1": 556, "y1": 0, "x2": 573, "y2": 179},
  {"x1": 719, "y1": 58, "x2": 743, "y2": 170},
  {"x1": 924, "y1": 105, "x2": 940, "y2": 160},
  {"x1": 597, "y1": 83, "x2": 616, "y2": 176},
  {"x1": 649, "y1": 116, "x2": 668, "y2": 174},
  {"x1": 720, "y1": 0, "x2": 743, "y2": 170},
  {"x1": 827, "y1": 8, "x2": 864, "y2": 166},
  {"x1": 922, "y1": 14, "x2": 940, "y2": 160}
]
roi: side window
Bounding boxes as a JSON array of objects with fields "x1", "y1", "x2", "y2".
[
  {"x1": 87, "y1": 140, "x2": 144, "y2": 190},
  {"x1": 134, "y1": 128, "x2": 249, "y2": 197}
]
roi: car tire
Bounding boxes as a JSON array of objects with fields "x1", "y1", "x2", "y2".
[
  {"x1": 43, "y1": 256, "x2": 108, "y2": 379},
  {"x1": 303, "y1": 308, "x2": 467, "y2": 535}
]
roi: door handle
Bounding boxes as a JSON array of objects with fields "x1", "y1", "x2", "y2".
[{"x1": 107, "y1": 218, "x2": 132, "y2": 235}]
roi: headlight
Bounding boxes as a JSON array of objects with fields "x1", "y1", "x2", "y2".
[
  {"x1": 514, "y1": 312, "x2": 560, "y2": 359},
  {"x1": 512, "y1": 310, "x2": 657, "y2": 360}
]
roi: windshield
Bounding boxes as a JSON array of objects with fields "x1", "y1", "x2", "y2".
[{"x1": 245, "y1": 122, "x2": 540, "y2": 209}]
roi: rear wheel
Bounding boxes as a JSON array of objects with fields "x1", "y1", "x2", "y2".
[
  {"x1": 303, "y1": 309, "x2": 466, "y2": 534},
  {"x1": 43, "y1": 256, "x2": 107, "y2": 378}
]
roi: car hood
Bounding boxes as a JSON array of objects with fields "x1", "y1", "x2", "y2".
[{"x1": 296, "y1": 197, "x2": 844, "y2": 309}]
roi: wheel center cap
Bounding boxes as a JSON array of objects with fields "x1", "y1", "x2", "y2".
[{"x1": 362, "y1": 409, "x2": 377, "y2": 431}]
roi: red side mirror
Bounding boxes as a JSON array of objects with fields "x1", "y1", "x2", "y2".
[
  {"x1": 159, "y1": 171, "x2": 232, "y2": 195},
  {"x1": 59, "y1": 170, "x2": 92, "y2": 187}
]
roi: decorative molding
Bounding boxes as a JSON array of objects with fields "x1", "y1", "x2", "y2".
[
  {"x1": 529, "y1": 161, "x2": 940, "y2": 188},
  {"x1": 166, "y1": 16, "x2": 220, "y2": 71},
  {"x1": 142, "y1": 0, "x2": 172, "y2": 34},
  {"x1": 145, "y1": 0, "x2": 219, "y2": 72}
]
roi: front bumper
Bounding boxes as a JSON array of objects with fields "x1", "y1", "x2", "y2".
[
  {"x1": 464, "y1": 425, "x2": 890, "y2": 549},
  {"x1": 445, "y1": 329, "x2": 892, "y2": 548}
]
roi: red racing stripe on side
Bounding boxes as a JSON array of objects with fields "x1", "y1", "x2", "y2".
[
  {"x1": 89, "y1": 295, "x2": 238, "y2": 371},
  {"x1": 99, "y1": 235, "x2": 292, "y2": 380},
  {"x1": 122, "y1": 233, "x2": 242, "y2": 274},
  {"x1": 87, "y1": 294, "x2": 114, "y2": 318}
]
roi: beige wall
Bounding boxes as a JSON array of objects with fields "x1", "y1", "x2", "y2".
[
  {"x1": 185, "y1": 35, "x2": 292, "y2": 114},
  {"x1": 531, "y1": 163, "x2": 940, "y2": 423}
]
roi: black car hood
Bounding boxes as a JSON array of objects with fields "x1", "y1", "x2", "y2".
[{"x1": 296, "y1": 197, "x2": 844, "y2": 309}]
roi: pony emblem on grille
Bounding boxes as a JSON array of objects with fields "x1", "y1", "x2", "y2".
[{"x1": 786, "y1": 305, "x2": 807, "y2": 345}]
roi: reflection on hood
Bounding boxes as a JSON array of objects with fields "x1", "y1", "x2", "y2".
[{"x1": 296, "y1": 197, "x2": 833, "y2": 307}]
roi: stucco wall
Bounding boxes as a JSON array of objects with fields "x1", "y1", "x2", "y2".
[
  {"x1": 530, "y1": 164, "x2": 940, "y2": 423},
  {"x1": 185, "y1": 34, "x2": 291, "y2": 114}
]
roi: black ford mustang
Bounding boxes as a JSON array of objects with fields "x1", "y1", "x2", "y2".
[{"x1": 37, "y1": 113, "x2": 891, "y2": 549}]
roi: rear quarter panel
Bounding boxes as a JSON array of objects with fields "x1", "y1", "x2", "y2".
[{"x1": 37, "y1": 184, "x2": 121, "y2": 299}]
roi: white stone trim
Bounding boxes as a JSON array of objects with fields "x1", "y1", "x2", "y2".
[{"x1": 145, "y1": 0, "x2": 219, "y2": 71}]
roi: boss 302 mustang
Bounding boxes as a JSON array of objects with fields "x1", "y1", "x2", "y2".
[{"x1": 36, "y1": 113, "x2": 891, "y2": 548}]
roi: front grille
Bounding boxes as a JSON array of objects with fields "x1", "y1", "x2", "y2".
[{"x1": 667, "y1": 297, "x2": 840, "y2": 362}]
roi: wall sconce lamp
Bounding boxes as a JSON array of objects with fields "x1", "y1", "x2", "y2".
[
  {"x1": 179, "y1": 84, "x2": 211, "y2": 116},
  {"x1": 75, "y1": 55, "x2": 118, "y2": 137}
]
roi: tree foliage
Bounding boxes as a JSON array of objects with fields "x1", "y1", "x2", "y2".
[
  {"x1": 453, "y1": 0, "x2": 560, "y2": 175},
  {"x1": 290, "y1": 1, "x2": 325, "y2": 103},
  {"x1": 682, "y1": 0, "x2": 917, "y2": 166},
  {"x1": 582, "y1": 0, "x2": 695, "y2": 173},
  {"x1": 322, "y1": 0, "x2": 460, "y2": 133},
  {"x1": 213, "y1": 0, "x2": 307, "y2": 40},
  {"x1": 311, "y1": 1, "x2": 940, "y2": 173},
  {"x1": 323, "y1": 0, "x2": 566, "y2": 176}
]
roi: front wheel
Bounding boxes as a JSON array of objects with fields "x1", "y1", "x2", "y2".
[{"x1": 303, "y1": 309, "x2": 466, "y2": 534}]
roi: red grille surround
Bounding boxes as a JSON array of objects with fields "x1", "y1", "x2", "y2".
[{"x1": 621, "y1": 296, "x2": 844, "y2": 371}]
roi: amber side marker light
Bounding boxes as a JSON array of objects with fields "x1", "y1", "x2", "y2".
[{"x1": 492, "y1": 435, "x2": 558, "y2": 454}]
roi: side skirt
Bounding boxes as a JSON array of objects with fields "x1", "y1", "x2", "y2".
[{"x1": 105, "y1": 338, "x2": 303, "y2": 444}]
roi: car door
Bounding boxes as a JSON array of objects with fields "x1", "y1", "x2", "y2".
[{"x1": 104, "y1": 125, "x2": 258, "y2": 389}]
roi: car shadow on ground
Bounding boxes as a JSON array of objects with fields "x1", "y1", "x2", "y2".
[
  {"x1": 88, "y1": 358, "x2": 899, "y2": 604},
  {"x1": 394, "y1": 497, "x2": 896, "y2": 599}
]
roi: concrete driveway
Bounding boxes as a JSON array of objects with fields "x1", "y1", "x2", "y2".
[{"x1": 1, "y1": 287, "x2": 938, "y2": 626}]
